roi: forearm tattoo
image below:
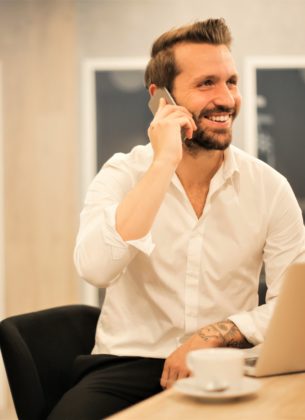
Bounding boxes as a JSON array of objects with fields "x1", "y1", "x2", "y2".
[{"x1": 197, "y1": 320, "x2": 251, "y2": 349}]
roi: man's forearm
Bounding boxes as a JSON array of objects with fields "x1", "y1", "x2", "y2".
[
  {"x1": 197, "y1": 320, "x2": 252, "y2": 349},
  {"x1": 161, "y1": 319, "x2": 252, "y2": 388},
  {"x1": 116, "y1": 159, "x2": 176, "y2": 241}
]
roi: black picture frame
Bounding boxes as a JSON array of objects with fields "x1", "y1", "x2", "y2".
[{"x1": 244, "y1": 57, "x2": 305, "y2": 222}]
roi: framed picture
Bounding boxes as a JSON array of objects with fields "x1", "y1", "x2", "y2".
[
  {"x1": 81, "y1": 58, "x2": 150, "y2": 305},
  {"x1": 244, "y1": 56, "x2": 305, "y2": 222}
]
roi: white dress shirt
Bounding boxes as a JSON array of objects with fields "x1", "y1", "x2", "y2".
[{"x1": 74, "y1": 144, "x2": 305, "y2": 358}]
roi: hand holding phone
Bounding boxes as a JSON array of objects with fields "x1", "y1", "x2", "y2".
[{"x1": 148, "y1": 88, "x2": 195, "y2": 142}]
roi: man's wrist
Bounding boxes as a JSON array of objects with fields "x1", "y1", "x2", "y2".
[{"x1": 196, "y1": 320, "x2": 251, "y2": 349}]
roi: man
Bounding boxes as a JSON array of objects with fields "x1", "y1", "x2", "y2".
[{"x1": 48, "y1": 18, "x2": 305, "y2": 419}]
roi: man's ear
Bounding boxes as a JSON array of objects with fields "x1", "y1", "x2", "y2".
[{"x1": 148, "y1": 84, "x2": 157, "y2": 97}]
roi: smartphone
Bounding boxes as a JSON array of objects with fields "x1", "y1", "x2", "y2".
[
  {"x1": 148, "y1": 87, "x2": 177, "y2": 115},
  {"x1": 148, "y1": 87, "x2": 187, "y2": 141}
]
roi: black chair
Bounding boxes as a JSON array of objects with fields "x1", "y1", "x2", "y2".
[{"x1": 0, "y1": 304, "x2": 100, "y2": 420}]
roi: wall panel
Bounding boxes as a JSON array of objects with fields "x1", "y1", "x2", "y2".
[{"x1": 0, "y1": 1, "x2": 80, "y2": 411}]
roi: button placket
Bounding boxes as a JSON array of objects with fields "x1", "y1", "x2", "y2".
[{"x1": 184, "y1": 234, "x2": 203, "y2": 334}]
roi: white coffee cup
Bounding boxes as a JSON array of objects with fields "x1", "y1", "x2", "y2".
[{"x1": 187, "y1": 348, "x2": 244, "y2": 390}]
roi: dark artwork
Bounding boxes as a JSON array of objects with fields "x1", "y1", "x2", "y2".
[
  {"x1": 95, "y1": 70, "x2": 152, "y2": 170},
  {"x1": 256, "y1": 68, "x2": 305, "y2": 221}
]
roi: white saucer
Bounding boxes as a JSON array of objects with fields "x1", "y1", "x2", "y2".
[{"x1": 174, "y1": 377, "x2": 261, "y2": 400}]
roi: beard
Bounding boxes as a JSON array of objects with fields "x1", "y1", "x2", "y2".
[{"x1": 185, "y1": 105, "x2": 235, "y2": 152}]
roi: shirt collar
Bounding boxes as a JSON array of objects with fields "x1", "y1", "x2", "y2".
[
  {"x1": 222, "y1": 145, "x2": 240, "y2": 192},
  {"x1": 171, "y1": 145, "x2": 241, "y2": 193}
]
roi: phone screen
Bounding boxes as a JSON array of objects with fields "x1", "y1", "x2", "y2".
[{"x1": 148, "y1": 88, "x2": 176, "y2": 115}]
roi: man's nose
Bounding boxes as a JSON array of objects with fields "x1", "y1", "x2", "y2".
[{"x1": 213, "y1": 84, "x2": 235, "y2": 108}]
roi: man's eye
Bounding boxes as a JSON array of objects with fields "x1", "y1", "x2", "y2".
[
  {"x1": 228, "y1": 78, "x2": 238, "y2": 86},
  {"x1": 200, "y1": 79, "x2": 213, "y2": 87}
]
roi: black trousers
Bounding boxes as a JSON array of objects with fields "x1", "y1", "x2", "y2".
[{"x1": 47, "y1": 355, "x2": 165, "y2": 420}]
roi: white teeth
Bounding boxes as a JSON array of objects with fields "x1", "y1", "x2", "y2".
[{"x1": 209, "y1": 115, "x2": 230, "y2": 122}]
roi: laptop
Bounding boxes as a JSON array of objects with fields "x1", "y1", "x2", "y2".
[{"x1": 244, "y1": 263, "x2": 305, "y2": 377}]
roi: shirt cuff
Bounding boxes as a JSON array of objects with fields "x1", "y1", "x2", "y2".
[
  {"x1": 227, "y1": 312, "x2": 264, "y2": 345},
  {"x1": 103, "y1": 204, "x2": 155, "y2": 258}
]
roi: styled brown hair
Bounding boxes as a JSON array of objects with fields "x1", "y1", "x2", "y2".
[{"x1": 144, "y1": 18, "x2": 232, "y2": 92}]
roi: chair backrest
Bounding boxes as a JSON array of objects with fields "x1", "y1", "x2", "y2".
[{"x1": 0, "y1": 304, "x2": 100, "y2": 420}]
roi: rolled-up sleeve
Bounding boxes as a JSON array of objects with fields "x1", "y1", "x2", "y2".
[
  {"x1": 74, "y1": 162, "x2": 155, "y2": 288},
  {"x1": 228, "y1": 179, "x2": 305, "y2": 344}
]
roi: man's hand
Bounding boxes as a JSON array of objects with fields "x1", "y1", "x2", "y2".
[
  {"x1": 160, "y1": 320, "x2": 250, "y2": 389},
  {"x1": 148, "y1": 98, "x2": 196, "y2": 167}
]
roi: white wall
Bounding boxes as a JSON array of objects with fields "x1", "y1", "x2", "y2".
[{"x1": 76, "y1": 0, "x2": 305, "y2": 149}]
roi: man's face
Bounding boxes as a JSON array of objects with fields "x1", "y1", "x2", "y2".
[{"x1": 172, "y1": 43, "x2": 241, "y2": 151}]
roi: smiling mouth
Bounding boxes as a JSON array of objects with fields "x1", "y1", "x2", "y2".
[{"x1": 205, "y1": 114, "x2": 232, "y2": 123}]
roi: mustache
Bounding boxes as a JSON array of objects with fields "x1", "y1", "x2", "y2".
[{"x1": 197, "y1": 106, "x2": 235, "y2": 120}]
